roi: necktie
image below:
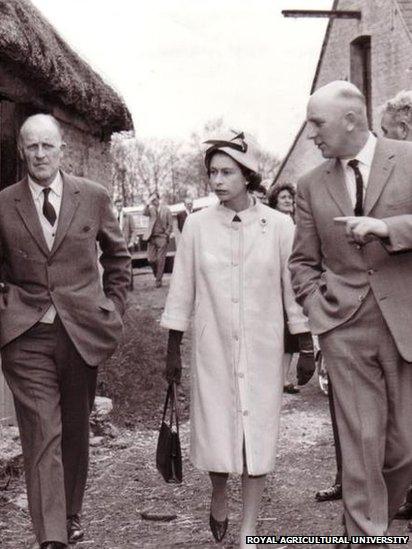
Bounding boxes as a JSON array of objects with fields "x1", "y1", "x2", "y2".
[
  {"x1": 347, "y1": 159, "x2": 364, "y2": 216},
  {"x1": 42, "y1": 188, "x2": 57, "y2": 226},
  {"x1": 233, "y1": 214, "x2": 241, "y2": 222}
]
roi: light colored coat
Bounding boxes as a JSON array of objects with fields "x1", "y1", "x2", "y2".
[
  {"x1": 289, "y1": 138, "x2": 412, "y2": 362},
  {"x1": 161, "y1": 201, "x2": 307, "y2": 475}
]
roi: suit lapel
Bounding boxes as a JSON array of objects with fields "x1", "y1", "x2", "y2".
[
  {"x1": 49, "y1": 172, "x2": 80, "y2": 258},
  {"x1": 324, "y1": 160, "x2": 354, "y2": 216},
  {"x1": 363, "y1": 139, "x2": 395, "y2": 216},
  {"x1": 14, "y1": 178, "x2": 50, "y2": 256}
]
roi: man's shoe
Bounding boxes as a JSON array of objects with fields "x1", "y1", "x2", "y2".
[
  {"x1": 395, "y1": 502, "x2": 412, "y2": 520},
  {"x1": 315, "y1": 483, "x2": 342, "y2": 502},
  {"x1": 67, "y1": 514, "x2": 84, "y2": 544},
  {"x1": 41, "y1": 543, "x2": 67, "y2": 548}
]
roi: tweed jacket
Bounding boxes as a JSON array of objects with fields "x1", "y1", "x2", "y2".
[{"x1": 0, "y1": 171, "x2": 131, "y2": 365}]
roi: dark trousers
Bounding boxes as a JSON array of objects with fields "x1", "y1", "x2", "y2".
[
  {"x1": 147, "y1": 235, "x2": 168, "y2": 283},
  {"x1": 320, "y1": 292, "x2": 412, "y2": 546},
  {"x1": 1, "y1": 318, "x2": 97, "y2": 545},
  {"x1": 328, "y1": 376, "x2": 342, "y2": 486}
]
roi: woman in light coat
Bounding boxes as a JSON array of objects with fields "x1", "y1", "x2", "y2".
[{"x1": 161, "y1": 131, "x2": 312, "y2": 548}]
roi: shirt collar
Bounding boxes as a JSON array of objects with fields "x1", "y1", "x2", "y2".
[
  {"x1": 28, "y1": 171, "x2": 63, "y2": 200},
  {"x1": 341, "y1": 132, "x2": 377, "y2": 170}
]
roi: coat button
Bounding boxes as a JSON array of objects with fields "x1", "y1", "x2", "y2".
[
  {"x1": 242, "y1": 410, "x2": 249, "y2": 416},
  {"x1": 238, "y1": 372, "x2": 244, "y2": 378},
  {"x1": 367, "y1": 269, "x2": 375, "y2": 275},
  {"x1": 232, "y1": 297, "x2": 239, "y2": 303},
  {"x1": 358, "y1": 294, "x2": 364, "y2": 302},
  {"x1": 234, "y1": 334, "x2": 239, "y2": 341}
]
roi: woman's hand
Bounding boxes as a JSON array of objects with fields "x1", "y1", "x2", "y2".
[
  {"x1": 296, "y1": 332, "x2": 316, "y2": 386},
  {"x1": 164, "y1": 330, "x2": 184, "y2": 384}
]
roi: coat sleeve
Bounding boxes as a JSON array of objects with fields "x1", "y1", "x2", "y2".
[
  {"x1": 288, "y1": 178, "x2": 323, "y2": 315},
  {"x1": 279, "y1": 215, "x2": 309, "y2": 334},
  {"x1": 97, "y1": 189, "x2": 131, "y2": 316},
  {"x1": 381, "y1": 214, "x2": 412, "y2": 253},
  {"x1": 161, "y1": 216, "x2": 196, "y2": 331}
]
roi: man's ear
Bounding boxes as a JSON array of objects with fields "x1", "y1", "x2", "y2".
[
  {"x1": 344, "y1": 111, "x2": 356, "y2": 132},
  {"x1": 17, "y1": 144, "x2": 25, "y2": 161},
  {"x1": 399, "y1": 122, "x2": 410, "y2": 141}
]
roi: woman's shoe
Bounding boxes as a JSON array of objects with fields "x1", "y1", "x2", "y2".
[{"x1": 209, "y1": 512, "x2": 228, "y2": 542}]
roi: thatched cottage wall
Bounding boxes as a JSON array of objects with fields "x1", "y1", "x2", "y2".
[
  {"x1": 0, "y1": 0, "x2": 132, "y2": 191},
  {"x1": 274, "y1": 0, "x2": 412, "y2": 188}
]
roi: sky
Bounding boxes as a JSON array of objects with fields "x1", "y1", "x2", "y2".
[{"x1": 31, "y1": 0, "x2": 332, "y2": 157}]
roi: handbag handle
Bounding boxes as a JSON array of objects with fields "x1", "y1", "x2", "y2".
[{"x1": 161, "y1": 383, "x2": 180, "y2": 432}]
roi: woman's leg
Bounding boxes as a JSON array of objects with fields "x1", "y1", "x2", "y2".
[
  {"x1": 283, "y1": 353, "x2": 299, "y2": 393},
  {"x1": 239, "y1": 473, "x2": 266, "y2": 548},
  {"x1": 209, "y1": 471, "x2": 229, "y2": 521}
]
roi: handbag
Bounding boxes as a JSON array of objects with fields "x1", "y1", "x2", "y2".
[{"x1": 156, "y1": 382, "x2": 183, "y2": 483}]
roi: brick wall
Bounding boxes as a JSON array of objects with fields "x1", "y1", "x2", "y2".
[{"x1": 276, "y1": 0, "x2": 412, "y2": 187}]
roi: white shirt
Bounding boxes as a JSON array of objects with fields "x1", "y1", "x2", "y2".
[
  {"x1": 28, "y1": 172, "x2": 63, "y2": 323},
  {"x1": 340, "y1": 132, "x2": 377, "y2": 209}
]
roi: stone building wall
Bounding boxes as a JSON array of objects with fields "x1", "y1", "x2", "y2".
[{"x1": 59, "y1": 121, "x2": 112, "y2": 189}]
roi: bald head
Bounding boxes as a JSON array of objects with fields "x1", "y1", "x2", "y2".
[
  {"x1": 306, "y1": 81, "x2": 370, "y2": 159},
  {"x1": 18, "y1": 114, "x2": 65, "y2": 187}
]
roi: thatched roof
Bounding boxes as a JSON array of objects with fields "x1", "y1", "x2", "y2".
[{"x1": 0, "y1": 0, "x2": 133, "y2": 135}]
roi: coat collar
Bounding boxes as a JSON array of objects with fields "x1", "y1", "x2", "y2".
[
  {"x1": 13, "y1": 170, "x2": 81, "y2": 257},
  {"x1": 324, "y1": 159, "x2": 353, "y2": 217},
  {"x1": 363, "y1": 138, "x2": 395, "y2": 215},
  {"x1": 323, "y1": 138, "x2": 395, "y2": 216}
]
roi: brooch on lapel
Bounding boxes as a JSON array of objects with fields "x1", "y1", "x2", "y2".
[{"x1": 259, "y1": 218, "x2": 267, "y2": 233}]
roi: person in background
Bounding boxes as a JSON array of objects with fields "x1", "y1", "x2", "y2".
[
  {"x1": 252, "y1": 184, "x2": 267, "y2": 203},
  {"x1": 290, "y1": 80, "x2": 412, "y2": 544},
  {"x1": 114, "y1": 198, "x2": 136, "y2": 250},
  {"x1": 381, "y1": 89, "x2": 412, "y2": 141},
  {"x1": 142, "y1": 192, "x2": 173, "y2": 287},
  {"x1": 0, "y1": 114, "x2": 130, "y2": 549},
  {"x1": 269, "y1": 182, "x2": 342, "y2": 499},
  {"x1": 177, "y1": 197, "x2": 194, "y2": 233},
  {"x1": 161, "y1": 130, "x2": 315, "y2": 549},
  {"x1": 380, "y1": 89, "x2": 412, "y2": 525},
  {"x1": 114, "y1": 198, "x2": 136, "y2": 290},
  {"x1": 268, "y1": 184, "x2": 300, "y2": 394}
]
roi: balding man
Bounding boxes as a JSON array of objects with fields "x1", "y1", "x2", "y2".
[
  {"x1": 0, "y1": 114, "x2": 130, "y2": 548},
  {"x1": 289, "y1": 81, "x2": 412, "y2": 545}
]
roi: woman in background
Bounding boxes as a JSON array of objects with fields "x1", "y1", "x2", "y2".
[
  {"x1": 268, "y1": 184, "x2": 301, "y2": 394},
  {"x1": 161, "y1": 131, "x2": 312, "y2": 548}
]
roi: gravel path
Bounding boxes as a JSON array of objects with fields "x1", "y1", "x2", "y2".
[{"x1": 1, "y1": 273, "x2": 411, "y2": 548}]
